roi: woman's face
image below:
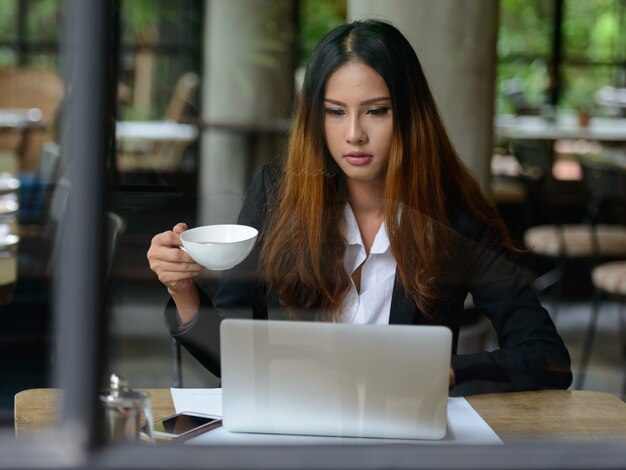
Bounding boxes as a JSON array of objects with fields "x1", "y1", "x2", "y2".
[{"x1": 323, "y1": 61, "x2": 393, "y2": 186}]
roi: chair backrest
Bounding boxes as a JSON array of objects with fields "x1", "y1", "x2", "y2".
[
  {"x1": 511, "y1": 140, "x2": 553, "y2": 180},
  {"x1": 37, "y1": 141, "x2": 62, "y2": 186},
  {"x1": 104, "y1": 211, "x2": 125, "y2": 279},
  {"x1": 502, "y1": 78, "x2": 540, "y2": 116},
  {"x1": 580, "y1": 159, "x2": 626, "y2": 225},
  {"x1": 162, "y1": 72, "x2": 199, "y2": 122},
  {"x1": 47, "y1": 178, "x2": 125, "y2": 281},
  {"x1": 150, "y1": 72, "x2": 200, "y2": 171},
  {"x1": 0, "y1": 68, "x2": 64, "y2": 172}
]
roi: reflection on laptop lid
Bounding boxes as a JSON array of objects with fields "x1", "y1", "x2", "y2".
[{"x1": 220, "y1": 319, "x2": 452, "y2": 440}]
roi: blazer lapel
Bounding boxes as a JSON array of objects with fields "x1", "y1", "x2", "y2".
[{"x1": 388, "y1": 275, "x2": 417, "y2": 325}]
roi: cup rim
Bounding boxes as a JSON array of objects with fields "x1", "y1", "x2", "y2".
[{"x1": 180, "y1": 224, "x2": 258, "y2": 245}]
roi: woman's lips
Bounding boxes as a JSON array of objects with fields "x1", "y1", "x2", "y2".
[{"x1": 344, "y1": 152, "x2": 373, "y2": 165}]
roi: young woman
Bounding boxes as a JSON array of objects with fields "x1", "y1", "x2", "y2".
[{"x1": 147, "y1": 20, "x2": 572, "y2": 393}]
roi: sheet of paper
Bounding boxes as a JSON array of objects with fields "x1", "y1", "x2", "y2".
[
  {"x1": 171, "y1": 387, "x2": 223, "y2": 417},
  {"x1": 170, "y1": 388, "x2": 502, "y2": 445}
]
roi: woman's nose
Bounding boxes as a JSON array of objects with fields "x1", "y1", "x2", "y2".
[{"x1": 346, "y1": 116, "x2": 367, "y2": 144}]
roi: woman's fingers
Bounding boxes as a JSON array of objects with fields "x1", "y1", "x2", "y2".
[
  {"x1": 147, "y1": 224, "x2": 203, "y2": 291},
  {"x1": 172, "y1": 222, "x2": 188, "y2": 235},
  {"x1": 149, "y1": 255, "x2": 202, "y2": 287},
  {"x1": 148, "y1": 247, "x2": 202, "y2": 275}
]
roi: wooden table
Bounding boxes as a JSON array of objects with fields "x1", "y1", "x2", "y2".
[
  {"x1": 14, "y1": 388, "x2": 626, "y2": 442},
  {"x1": 14, "y1": 388, "x2": 175, "y2": 438}
]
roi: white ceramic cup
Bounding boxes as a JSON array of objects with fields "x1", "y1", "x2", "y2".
[{"x1": 179, "y1": 224, "x2": 258, "y2": 270}]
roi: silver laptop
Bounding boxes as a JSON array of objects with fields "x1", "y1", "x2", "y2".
[{"x1": 220, "y1": 319, "x2": 452, "y2": 440}]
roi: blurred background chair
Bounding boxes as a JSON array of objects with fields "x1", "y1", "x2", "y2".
[
  {"x1": 0, "y1": 68, "x2": 64, "y2": 174},
  {"x1": 171, "y1": 337, "x2": 183, "y2": 388},
  {"x1": 502, "y1": 78, "x2": 540, "y2": 116},
  {"x1": 18, "y1": 142, "x2": 61, "y2": 224},
  {"x1": 104, "y1": 212, "x2": 126, "y2": 280},
  {"x1": 44, "y1": 178, "x2": 125, "y2": 280},
  {"x1": 523, "y1": 158, "x2": 626, "y2": 320},
  {"x1": 162, "y1": 72, "x2": 200, "y2": 123},
  {"x1": 489, "y1": 150, "x2": 531, "y2": 244},
  {"x1": 577, "y1": 261, "x2": 626, "y2": 396}
]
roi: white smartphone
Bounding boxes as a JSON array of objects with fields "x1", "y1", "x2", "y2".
[{"x1": 152, "y1": 412, "x2": 222, "y2": 442}]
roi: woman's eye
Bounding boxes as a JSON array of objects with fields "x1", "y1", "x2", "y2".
[
  {"x1": 324, "y1": 108, "x2": 345, "y2": 116},
  {"x1": 367, "y1": 107, "x2": 390, "y2": 116}
]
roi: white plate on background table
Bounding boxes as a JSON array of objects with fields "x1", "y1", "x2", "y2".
[
  {"x1": 0, "y1": 199, "x2": 18, "y2": 217},
  {"x1": 0, "y1": 224, "x2": 18, "y2": 248},
  {"x1": 0, "y1": 173, "x2": 20, "y2": 196}
]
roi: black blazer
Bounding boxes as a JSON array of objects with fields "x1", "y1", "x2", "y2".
[{"x1": 165, "y1": 165, "x2": 572, "y2": 395}]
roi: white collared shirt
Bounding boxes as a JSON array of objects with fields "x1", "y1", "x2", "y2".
[{"x1": 341, "y1": 203, "x2": 397, "y2": 324}]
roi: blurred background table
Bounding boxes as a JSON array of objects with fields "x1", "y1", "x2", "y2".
[
  {"x1": 0, "y1": 108, "x2": 48, "y2": 174},
  {"x1": 115, "y1": 120, "x2": 199, "y2": 172},
  {"x1": 116, "y1": 121, "x2": 199, "y2": 143},
  {"x1": 495, "y1": 114, "x2": 626, "y2": 143},
  {"x1": 0, "y1": 108, "x2": 46, "y2": 129}
]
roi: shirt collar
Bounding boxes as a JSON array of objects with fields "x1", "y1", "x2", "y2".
[{"x1": 343, "y1": 203, "x2": 391, "y2": 254}]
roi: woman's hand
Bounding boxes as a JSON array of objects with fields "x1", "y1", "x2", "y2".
[
  {"x1": 147, "y1": 223, "x2": 203, "y2": 324},
  {"x1": 147, "y1": 223, "x2": 203, "y2": 293}
]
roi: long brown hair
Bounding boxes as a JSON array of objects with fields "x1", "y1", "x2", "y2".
[{"x1": 261, "y1": 20, "x2": 514, "y2": 320}]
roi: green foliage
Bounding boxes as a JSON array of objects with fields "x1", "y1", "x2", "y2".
[
  {"x1": 121, "y1": 0, "x2": 160, "y2": 41},
  {"x1": 496, "y1": 61, "x2": 550, "y2": 114},
  {"x1": 0, "y1": 0, "x2": 17, "y2": 42},
  {"x1": 27, "y1": 53, "x2": 57, "y2": 69},
  {"x1": 242, "y1": 1, "x2": 294, "y2": 70},
  {"x1": 589, "y1": 11, "x2": 619, "y2": 61},
  {"x1": 0, "y1": 48, "x2": 16, "y2": 68},
  {"x1": 498, "y1": 0, "x2": 554, "y2": 57},
  {"x1": 26, "y1": 0, "x2": 60, "y2": 42},
  {"x1": 561, "y1": 65, "x2": 614, "y2": 109},
  {"x1": 120, "y1": 0, "x2": 186, "y2": 44},
  {"x1": 297, "y1": 0, "x2": 346, "y2": 67},
  {"x1": 563, "y1": 0, "x2": 621, "y2": 61}
]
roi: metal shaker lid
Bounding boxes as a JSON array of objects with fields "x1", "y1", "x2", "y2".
[{"x1": 100, "y1": 373, "x2": 146, "y2": 408}]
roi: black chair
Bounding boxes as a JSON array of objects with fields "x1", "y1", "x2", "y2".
[
  {"x1": 170, "y1": 277, "x2": 221, "y2": 388},
  {"x1": 171, "y1": 337, "x2": 183, "y2": 388},
  {"x1": 577, "y1": 260, "x2": 626, "y2": 395}
]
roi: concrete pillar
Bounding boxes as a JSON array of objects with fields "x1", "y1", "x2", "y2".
[
  {"x1": 348, "y1": 0, "x2": 498, "y2": 191},
  {"x1": 200, "y1": 0, "x2": 294, "y2": 225}
]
